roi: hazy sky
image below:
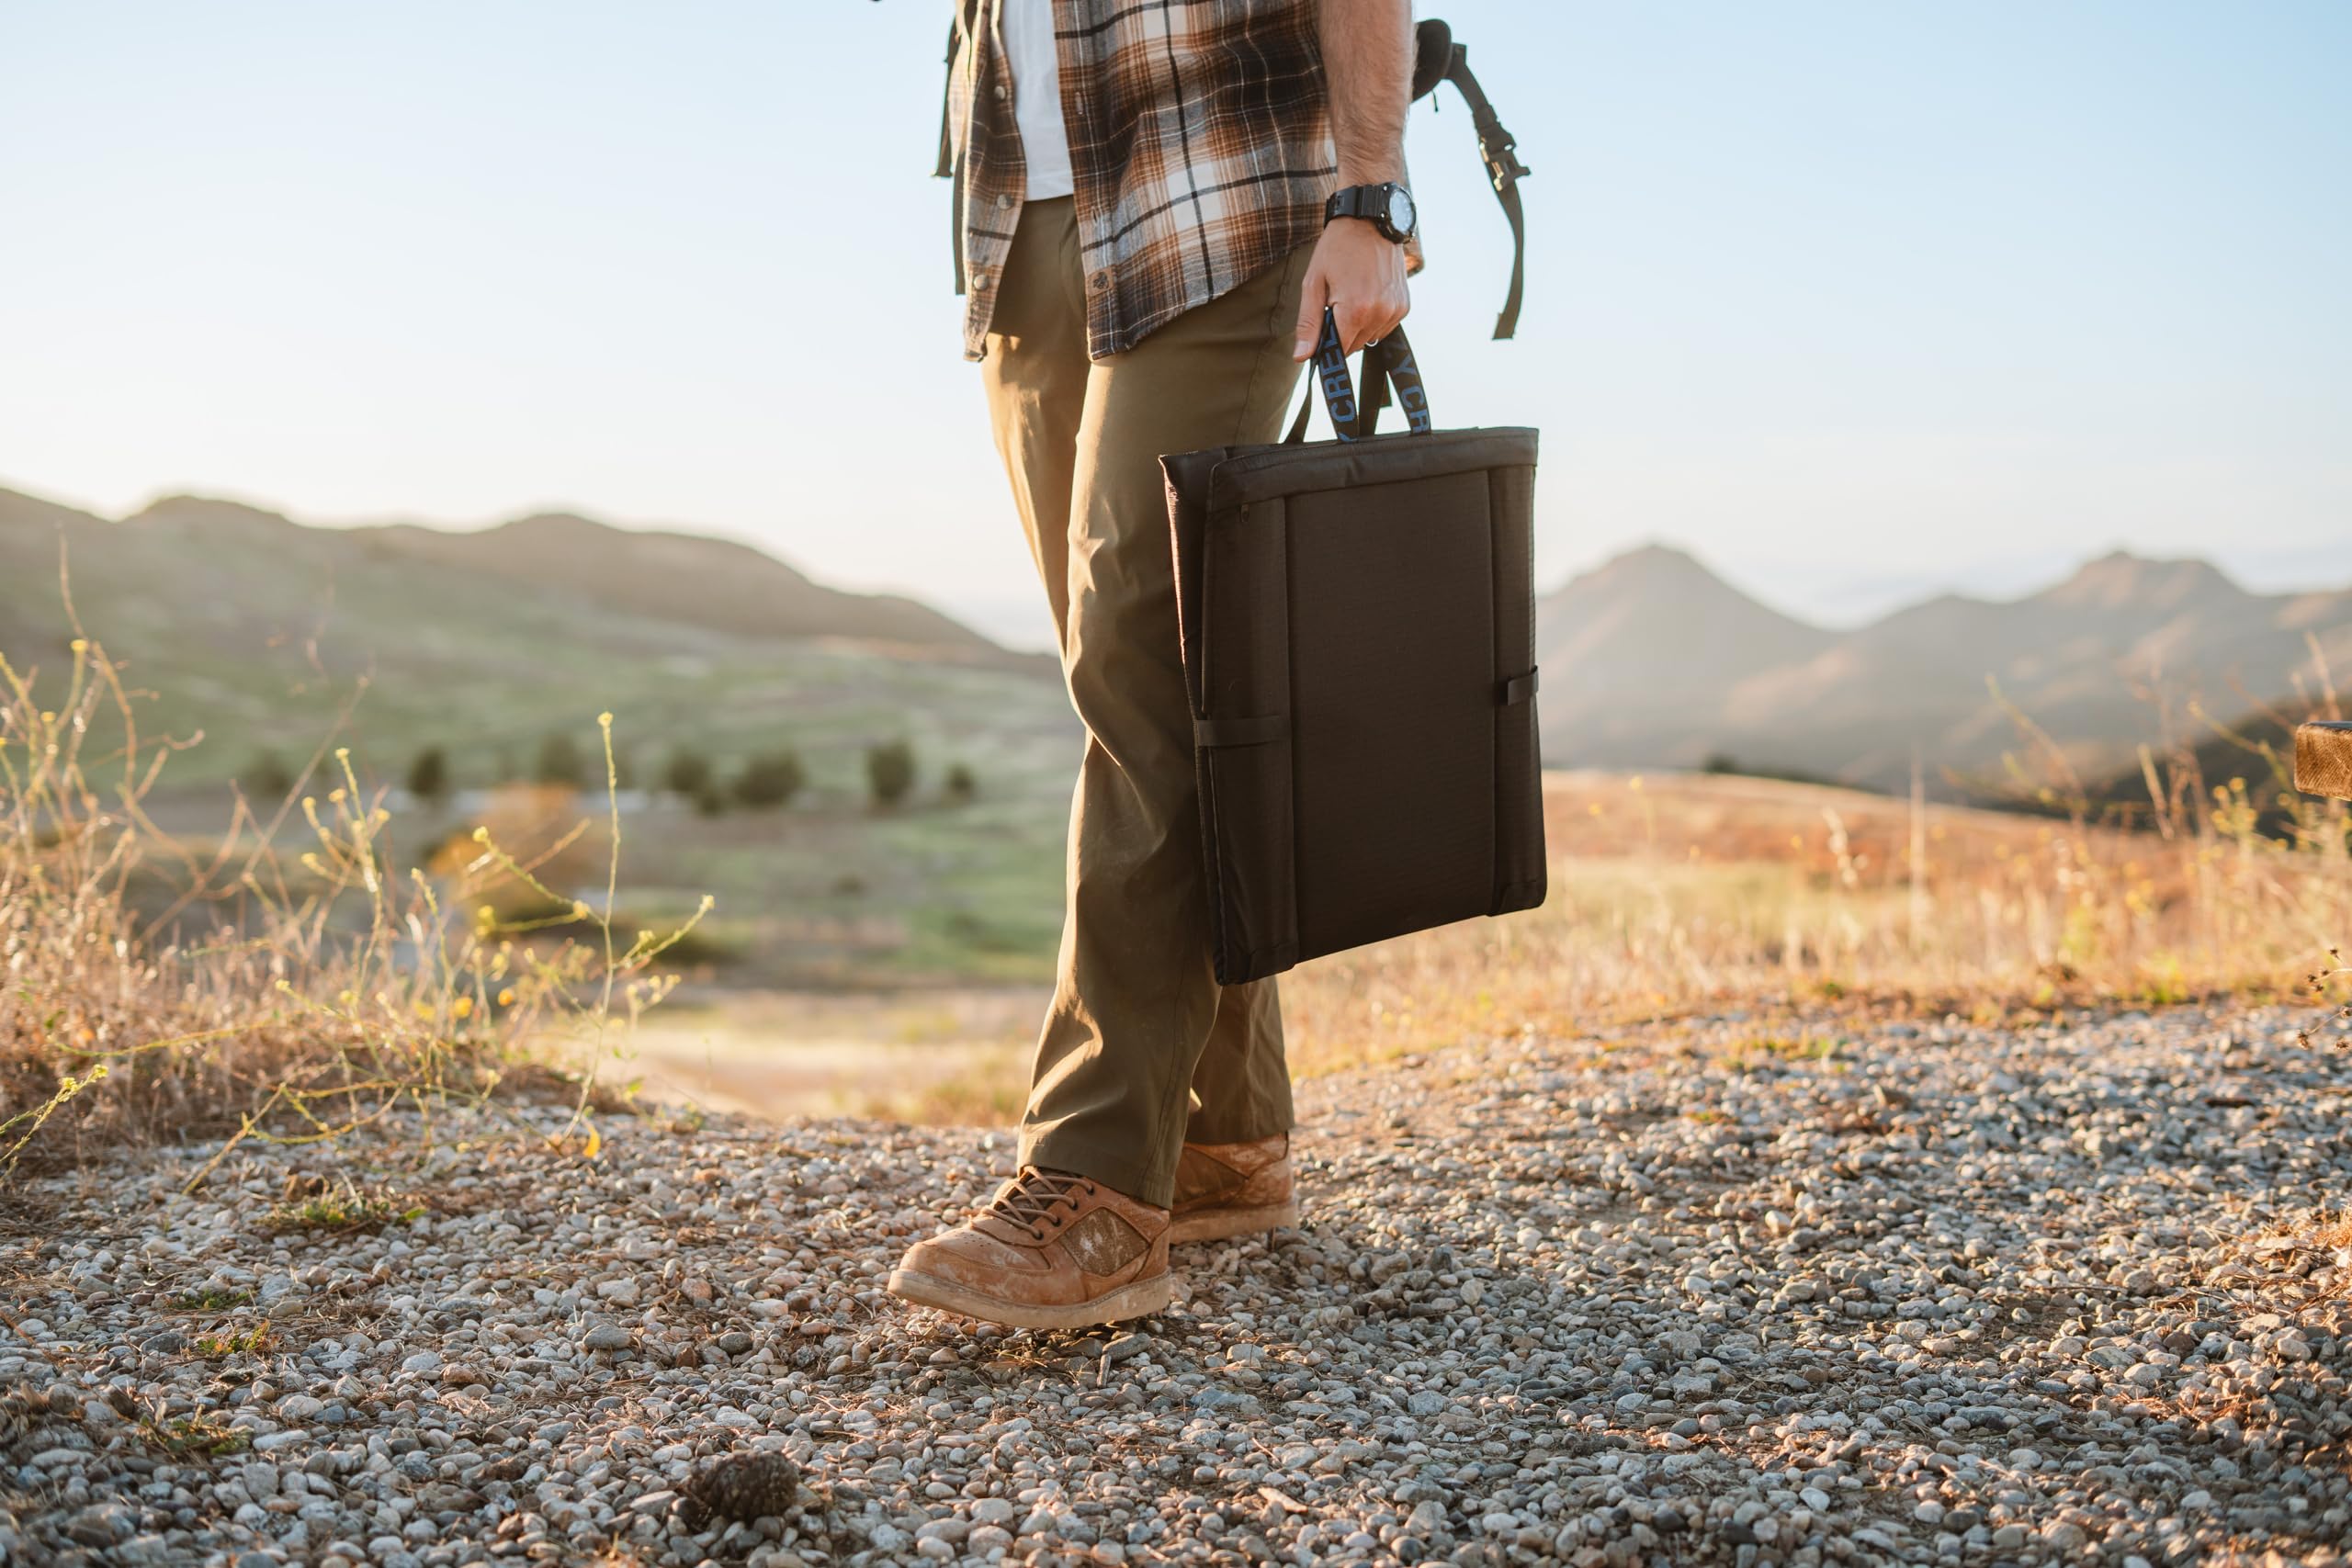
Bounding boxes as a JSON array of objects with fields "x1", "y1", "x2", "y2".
[{"x1": 5, "y1": 1, "x2": 2346, "y2": 649}]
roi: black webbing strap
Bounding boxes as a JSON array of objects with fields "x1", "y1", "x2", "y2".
[
  {"x1": 1500, "y1": 667, "x2": 1541, "y2": 706},
  {"x1": 1442, "y1": 45, "x2": 1532, "y2": 341},
  {"x1": 1195, "y1": 714, "x2": 1287, "y2": 749},
  {"x1": 934, "y1": 18, "x2": 958, "y2": 180},
  {"x1": 1284, "y1": 306, "x2": 1433, "y2": 445},
  {"x1": 937, "y1": 6, "x2": 978, "y2": 295}
]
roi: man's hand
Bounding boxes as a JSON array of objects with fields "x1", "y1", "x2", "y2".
[
  {"x1": 1297, "y1": 0, "x2": 1414, "y2": 362},
  {"x1": 1295, "y1": 219, "x2": 1409, "y2": 361}
]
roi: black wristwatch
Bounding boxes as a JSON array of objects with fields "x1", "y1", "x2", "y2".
[{"x1": 1325, "y1": 182, "x2": 1417, "y2": 244}]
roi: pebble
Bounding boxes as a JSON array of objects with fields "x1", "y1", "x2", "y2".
[{"x1": 0, "y1": 1003, "x2": 2345, "y2": 1568}]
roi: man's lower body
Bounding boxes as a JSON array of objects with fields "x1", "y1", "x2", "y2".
[{"x1": 888, "y1": 197, "x2": 1309, "y2": 1328}]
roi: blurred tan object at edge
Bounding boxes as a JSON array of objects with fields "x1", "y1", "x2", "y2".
[{"x1": 2295, "y1": 722, "x2": 2352, "y2": 801}]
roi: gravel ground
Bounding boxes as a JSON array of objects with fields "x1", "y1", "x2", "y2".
[{"x1": 4, "y1": 1004, "x2": 2349, "y2": 1568}]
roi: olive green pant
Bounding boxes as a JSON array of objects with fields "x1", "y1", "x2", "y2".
[{"x1": 980, "y1": 197, "x2": 1306, "y2": 1208}]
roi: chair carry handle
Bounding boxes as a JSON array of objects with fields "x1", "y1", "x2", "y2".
[{"x1": 1283, "y1": 306, "x2": 1434, "y2": 445}]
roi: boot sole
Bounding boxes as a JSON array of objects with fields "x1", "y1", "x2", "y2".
[
  {"x1": 1169, "y1": 1201, "x2": 1301, "y2": 1245},
  {"x1": 885, "y1": 1267, "x2": 1174, "y2": 1330}
]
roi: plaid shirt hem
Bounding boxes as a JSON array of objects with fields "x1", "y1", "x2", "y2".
[{"x1": 945, "y1": 0, "x2": 1338, "y2": 363}]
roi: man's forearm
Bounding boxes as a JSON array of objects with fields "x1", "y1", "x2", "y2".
[{"x1": 1318, "y1": 0, "x2": 1412, "y2": 186}]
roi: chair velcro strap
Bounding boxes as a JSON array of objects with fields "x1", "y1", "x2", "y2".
[
  {"x1": 1194, "y1": 713, "x2": 1288, "y2": 749},
  {"x1": 1499, "y1": 668, "x2": 1541, "y2": 705}
]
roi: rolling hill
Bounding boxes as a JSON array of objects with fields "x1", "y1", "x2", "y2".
[
  {"x1": 0, "y1": 485, "x2": 1074, "y2": 794},
  {"x1": 1, "y1": 490, "x2": 1028, "y2": 671},
  {"x1": 1536, "y1": 545, "x2": 2352, "y2": 793},
  {"x1": 7, "y1": 479, "x2": 2344, "y2": 803}
]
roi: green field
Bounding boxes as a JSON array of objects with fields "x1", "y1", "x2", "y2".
[
  {"x1": 6, "y1": 485, "x2": 1090, "y2": 990},
  {"x1": 130, "y1": 671, "x2": 1082, "y2": 992}
]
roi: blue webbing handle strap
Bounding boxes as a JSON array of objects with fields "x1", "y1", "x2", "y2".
[{"x1": 1283, "y1": 305, "x2": 1433, "y2": 445}]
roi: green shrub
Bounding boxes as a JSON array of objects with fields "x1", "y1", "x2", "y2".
[
  {"x1": 663, "y1": 745, "x2": 714, "y2": 800},
  {"x1": 242, "y1": 750, "x2": 295, "y2": 801},
  {"x1": 733, "y1": 750, "x2": 807, "y2": 809},
  {"x1": 406, "y1": 745, "x2": 449, "y2": 803},
  {"x1": 944, "y1": 761, "x2": 978, "y2": 803},
  {"x1": 535, "y1": 732, "x2": 585, "y2": 787},
  {"x1": 867, "y1": 739, "x2": 917, "y2": 808}
]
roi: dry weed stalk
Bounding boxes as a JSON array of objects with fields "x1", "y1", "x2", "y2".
[
  {"x1": 0, "y1": 625, "x2": 707, "y2": 1180},
  {"x1": 1283, "y1": 723, "x2": 2352, "y2": 1072}
]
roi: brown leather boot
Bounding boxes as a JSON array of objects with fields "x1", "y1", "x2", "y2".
[
  {"x1": 887, "y1": 1168, "x2": 1173, "y2": 1330},
  {"x1": 1169, "y1": 1133, "x2": 1298, "y2": 1244}
]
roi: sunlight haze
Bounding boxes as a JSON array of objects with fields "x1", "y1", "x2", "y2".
[{"x1": 4, "y1": 0, "x2": 2346, "y2": 649}]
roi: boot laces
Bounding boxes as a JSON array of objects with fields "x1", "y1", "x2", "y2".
[{"x1": 989, "y1": 1168, "x2": 1099, "y2": 1241}]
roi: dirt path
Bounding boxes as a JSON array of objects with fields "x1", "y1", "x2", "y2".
[{"x1": 3, "y1": 1005, "x2": 2346, "y2": 1566}]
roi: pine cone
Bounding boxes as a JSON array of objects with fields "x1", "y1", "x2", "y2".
[{"x1": 676, "y1": 1450, "x2": 800, "y2": 1529}]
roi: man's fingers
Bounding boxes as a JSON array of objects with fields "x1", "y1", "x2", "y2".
[
  {"x1": 1294, "y1": 271, "x2": 1330, "y2": 361},
  {"x1": 1344, "y1": 295, "x2": 1409, "y2": 355}
]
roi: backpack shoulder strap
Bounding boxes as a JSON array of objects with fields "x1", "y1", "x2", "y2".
[
  {"x1": 935, "y1": 18, "x2": 959, "y2": 180},
  {"x1": 1441, "y1": 44, "x2": 1532, "y2": 340}
]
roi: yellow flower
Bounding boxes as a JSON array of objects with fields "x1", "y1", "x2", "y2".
[
  {"x1": 497, "y1": 987, "x2": 515, "y2": 1008},
  {"x1": 452, "y1": 996, "x2": 475, "y2": 1020}
]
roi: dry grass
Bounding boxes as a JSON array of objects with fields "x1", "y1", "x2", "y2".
[
  {"x1": 0, "y1": 628, "x2": 707, "y2": 1177},
  {"x1": 1279, "y1": 763, "x2": 2352, "y2": 1077},
  {"x1": 5, "y1": 605, "x2": 2348, "y2": 1166},
  {"x1": 851, "y1": 1043, "x2": 1032, "y2": 1126}
]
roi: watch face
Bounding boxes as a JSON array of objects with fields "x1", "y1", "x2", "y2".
[{"x1": 1389, "y1": 186, "x2": 1416, "y2": 236}]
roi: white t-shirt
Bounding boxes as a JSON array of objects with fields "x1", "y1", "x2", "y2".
[{"x1": 1000, "y1": 0, "x2": 1074, "y2": 201}]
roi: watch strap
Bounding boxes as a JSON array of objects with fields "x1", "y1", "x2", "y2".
[{"x1": 1325, "y1": 183, "x2": 1408, "y2": 241}]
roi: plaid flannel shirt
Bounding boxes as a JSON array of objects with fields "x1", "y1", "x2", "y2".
[{"x1": 943, "y1": 0, "x2": 1339, "y2": 362}]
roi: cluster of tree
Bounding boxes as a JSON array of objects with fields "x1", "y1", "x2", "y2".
[
  {"x1": 858, "y1": 744, "x2": 974, "y2": 808},
  {"x1": 1699, "y1": 753, "x2": 1846, "y2": 790},
  {"x1": 243, "y1": 734, "x2": 978, "y2": 815},
  {"x1": 658, "y1": 745, "x2": 803, "y2": 815}
]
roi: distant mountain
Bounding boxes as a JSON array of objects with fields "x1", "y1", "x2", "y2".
[
  {"x1": 0, "y1": 484, "x2": 1070, "y2": 789},
  {"x1": 1534, "y1": 545, "x2": 1834, "y2": 764},
  {"x1": 347, "y1": 510, "x2": 1004, "y2": 658},
  {"x1": 11, "y1": 477, "x2": 2344, "y2": 803},
  {"x1": 1536, "y1": 546, "x2": 2352, "y2": 794},
  {"x1": 1, "y1": 489, "x2": 1024, "y2": 669}
]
